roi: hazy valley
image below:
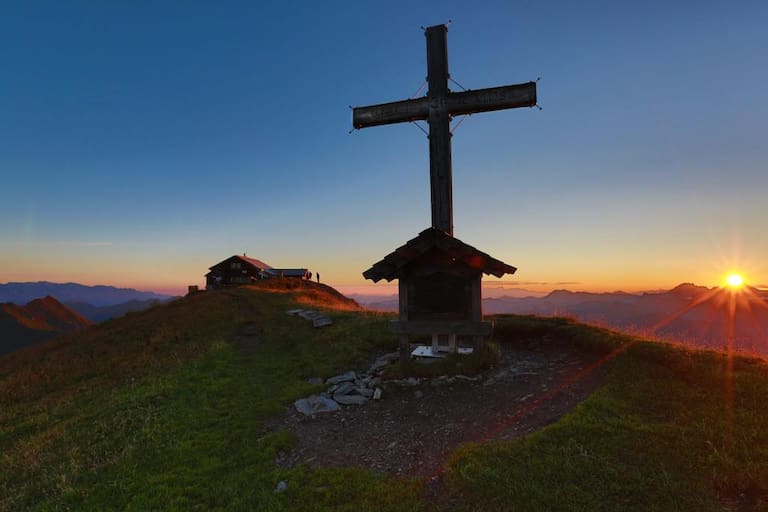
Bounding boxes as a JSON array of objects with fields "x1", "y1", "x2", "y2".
[{"x1": 355, "y1": 283, "x2": 768, "y2": 356}]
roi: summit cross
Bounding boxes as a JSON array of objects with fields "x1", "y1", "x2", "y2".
[{"x1": 353, "y1": 24, "x2": 537, "y2": 236}]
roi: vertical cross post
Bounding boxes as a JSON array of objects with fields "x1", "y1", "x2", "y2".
[
  {"x1": 352, "y1": 24, "x2": 536, "y2": 236},
  {"x1": 425, "y1": 25, "x2": 453, "y2": 236}
]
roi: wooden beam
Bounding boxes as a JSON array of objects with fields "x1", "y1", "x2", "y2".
[
  {"x1": 352, "y1": 98, "x2": 428, "y2": 129},
  {"x1": 471, "y1": 276, "x2": 484, "y2": 351},
  {"x1": 471, "y1": 277, "x2": 482, "y2": 321},
  {"x1": 398, "y1": 278, "x2": 409, "y2": 318},
  {"x1": 352, "y1": 82, "x2": 536, "y2": 129},
  {"x1": 399, "y1": 335, "x2": 410, "y2": 365},
  {"x1": 398, "y1": 278, "x2": 410, "y2": 365},
  {"x1": 426, "y1": 24, "x2": 453, "y2": 235},
  {"x1": 447, "y1": 82, "x2": 537, "y2": 117}
]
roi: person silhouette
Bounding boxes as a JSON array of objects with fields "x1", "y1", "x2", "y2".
[{"x1": 316, "y1": 272, "x2": 320, "y2": 283}]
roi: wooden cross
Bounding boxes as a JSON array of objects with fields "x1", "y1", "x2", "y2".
[{"x1": 353, "y1": 24, "x2": 536, "y2": 236}]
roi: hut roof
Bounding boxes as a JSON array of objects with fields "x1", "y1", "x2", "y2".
[
  {"x1": 208, "y1": 255, "x2": 273, "y2": 272},
  {"x1": 363, "y1": 228, "x2": 517, "y2": 283}
]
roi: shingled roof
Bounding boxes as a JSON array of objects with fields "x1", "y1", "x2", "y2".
[
  {"x1": 363, "y1": 228, "x2": 517, "y2": 283},
  {"x1": 207, "y1": 255, "x2": 272, "y2": 272}
]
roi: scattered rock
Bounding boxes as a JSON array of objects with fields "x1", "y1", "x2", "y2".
[
  {"x1": 369, "y1": 352, "x2": 399, "y2": 371},
  {"x1": 313, "y1": 317, "x2": 333, "y2": 328},
  {"x1": 287, "y1": 309, "x2": 333, "y2": 328},
  {"x1": 275, "y1": 480, "x2": 288, "y2": 493},
  {"x1": 356, "y1": 387, "x2": 374, "y2": 398},
  {"x1": 294, "y1": 395, "x2": 340, "y2": 416},
  {"x1": 294, "y1": 349, "x2": 508, "y2": 414},
  {"x1": 334, "y1": 394, "x2": 369, "y2": 406},
  {"x1": 430, "y1": 375, "x2": 460, "y2": 387},
  {"x1": 389, "y1": 377, "x2": 420, "y2": 387},
  {"x1": 327, "y1": 371, "x2": 356, "y2": 385},
  {"x1": 273, "y1": 340, "x2": 610, "y2": 478},
  {"x1": 333, "y1": 381, "x2": 356, "y2": 396}
]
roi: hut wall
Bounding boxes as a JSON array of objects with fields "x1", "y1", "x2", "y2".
[{"x1": 408, "y1": 272, "x2": 472, "y2": 321}]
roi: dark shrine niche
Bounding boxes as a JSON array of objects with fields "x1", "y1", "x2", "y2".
[{"x1": 409, "y1": 272, "x2": 471, "y2": 321}]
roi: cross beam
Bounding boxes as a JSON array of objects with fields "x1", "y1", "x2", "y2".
[
  {"x1": 353, "y1": 24, "x2": 536, "y2": 236},
  {"x1": 352, "y1": 84, "x2": 538, "y2": 129}
]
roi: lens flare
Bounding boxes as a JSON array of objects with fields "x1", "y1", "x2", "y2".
[{"x1": 726, "y1": 274, "x2": 744, "y2": 288}]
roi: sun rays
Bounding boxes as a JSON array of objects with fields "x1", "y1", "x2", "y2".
[
  {"x1": 650, "y1": 273, "x2": 768, "y2": 448},
  {"x1": 726, "y1": 273, "x2": 744, "y2": 288}
]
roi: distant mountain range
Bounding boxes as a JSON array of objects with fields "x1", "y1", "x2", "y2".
[
  {"x1": 355, "y1": 283, "x2": 768, "y2": 355},
  {"x1": 0, "y1": 281, "x2": 174, "y2": 307},
  {"x1": 0, "y1": 282, "x2": 178, "y2": 355},
  {"x1": 0, "y1": 296, "x2": 92, "y2": 356}
]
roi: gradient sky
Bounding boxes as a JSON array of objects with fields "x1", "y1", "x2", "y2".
[{"x1": 2, "y1": 1, "x2": 766, "y2": 295}]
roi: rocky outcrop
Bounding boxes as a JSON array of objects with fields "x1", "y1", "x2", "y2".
[
  {"x1": 293, "y1": 395, "x2": 341, "y2": 416},
  {"x1": 293, "y1": 352, "x2": 400, "y2": 416},
  {"x1": 293, "y1": 350, "x2": 504, "y2": 417}
]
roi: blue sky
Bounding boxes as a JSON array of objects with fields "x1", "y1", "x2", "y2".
[{"x1": 1, "y1": 1, "x2": 766, "y2": 294}]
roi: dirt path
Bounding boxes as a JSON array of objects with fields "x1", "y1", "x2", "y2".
[{"x1": 269, "y1": 337, "x2": 610, "y2": 477}]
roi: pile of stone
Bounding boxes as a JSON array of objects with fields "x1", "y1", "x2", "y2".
[
  {"x1": 286, "y1": 308, "x2": 332, "y2": 328},
  {"x1": 293, "y1": 352, "x2": 399, "y2": 417}
]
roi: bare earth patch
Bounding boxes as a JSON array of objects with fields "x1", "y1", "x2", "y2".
[{"x1": 269, "y1": 337, "x2": 609, "y2": 477}]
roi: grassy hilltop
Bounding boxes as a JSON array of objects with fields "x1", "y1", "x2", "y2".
[{"x1": 1, "y1": 281, "x2": 767, "y2": 511}]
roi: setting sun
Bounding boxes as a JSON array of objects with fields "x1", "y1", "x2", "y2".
[{"x1": 726, "y1": 273, "x2": 744, "y2": 288}]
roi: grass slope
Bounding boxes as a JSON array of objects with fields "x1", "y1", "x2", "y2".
[
  {"x1": 1, "y1": 283, "x2": 419, "y2": 511},
  {"x1": 1, "y1": 286, "x2": 767, "y2": 511},
  {"x1": 445, "y1": 316, "x2": 768, "y2": 511}
]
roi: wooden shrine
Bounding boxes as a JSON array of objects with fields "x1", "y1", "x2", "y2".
[
  {"x1": 353, "y1": 24, "x2": 536, "y2": 363},
  {"x1": 363, "y1": 228, "x2": 516, "y2": 362}
]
